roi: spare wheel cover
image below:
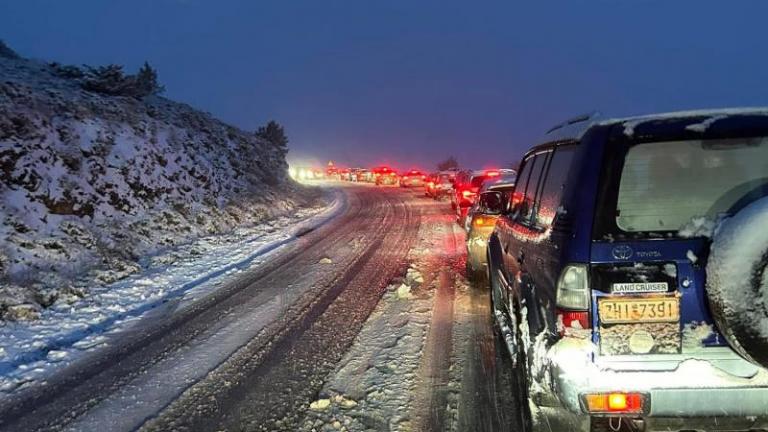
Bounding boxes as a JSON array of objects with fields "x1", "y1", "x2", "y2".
[{"x1": 706, "y1": 197, "x2": 768, "y2": 368}]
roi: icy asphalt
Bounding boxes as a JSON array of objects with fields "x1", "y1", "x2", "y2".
[{"x1": 0, "y1": 183, "x2": 526, "y2": 432}]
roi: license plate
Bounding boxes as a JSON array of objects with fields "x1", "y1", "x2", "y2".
[
  {"x1": 611, "y1": 282, "x2": 668, "y2": 294},
  {"x1": 598, "y1": 296, "x2": 679, "y2": 324}
]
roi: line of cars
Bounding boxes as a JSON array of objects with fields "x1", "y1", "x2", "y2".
[
  {"x1": 458, "y1": 109, "x2": 768, "y2": 432},
  {"x1": 331, "y1": 165, "x2": 432, "y2": 187}
]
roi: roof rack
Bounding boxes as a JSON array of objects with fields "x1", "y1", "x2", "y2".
[
  {"x1": 541, "y1": 111, "x2": 602, "y2": 142},
  {"x1": 545, "y1": 111, "x2": 601, "y2": 134}
]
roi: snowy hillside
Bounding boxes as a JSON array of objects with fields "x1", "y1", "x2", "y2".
[{"x1": 0, "y1": 51, "x2": 321, "y2": 318}]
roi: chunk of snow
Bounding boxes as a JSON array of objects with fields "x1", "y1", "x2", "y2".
[
  {"x1": 46, "y1": 350, "x2": 68, "y2": 361},
  {"x1": 405, "y1": 267, "x2": 424, "y2": 285},
  {"x1": 663, "y1": 263, "x2": 678, "y2": 278},
  {"x1": 396, "y1": 284, "x2": 413, "y2": 299},
  {"x1": 679, "y1": 216, "x2": 719, "y2": 239},
  {"x1": 682, "y1": 321, "x2": 714, "y2": 350},
  {"x1": 686, "y1": 250, "x2": 698, "y2": 264},
  {"x1": 309, "y1": 398, "x2": 331, "y2": 411},
  {"x1": 623, "y1": 120, "x2": 642, "y2": 137},
  {"x1": 685, "y1": 115, "x2": 726, "y2": 133}
]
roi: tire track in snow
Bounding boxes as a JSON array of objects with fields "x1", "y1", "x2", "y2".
[{"x1": 411, "y1": 213, "x2": 463, "y2": 432}]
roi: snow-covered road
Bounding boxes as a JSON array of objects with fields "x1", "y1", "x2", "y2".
[
  {"x1": 300, "y1": 190, "x2": 524, "y2": 432},
  {"x1": 0, "y1": 184, "x2": 527, "y2": 432}
]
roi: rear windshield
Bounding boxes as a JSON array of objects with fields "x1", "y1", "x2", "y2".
[
  {"x1": 615, "y1": 137, "x2": 768, "y2": 233},
  {"x1": 470, "y1": 175, "x2": 486, "y2": 188}
]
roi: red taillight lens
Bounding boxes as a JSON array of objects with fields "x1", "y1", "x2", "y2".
[
  {"x1": 557, "y1": 309, "x2": 590, "y2": 333},
  {"x1": 511, "y1": 191, "x2": 524, "y2": 207},
  {"x1": 462, "y1": 190, "x2": 476, "y2": 199},
  {"x1": 584, "y1": 392, "x2": 645, "y2": 413}
]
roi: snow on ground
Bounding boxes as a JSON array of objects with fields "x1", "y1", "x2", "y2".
[
  {"x1": 299, "y1": 277, "x2": 434, "y2": 432},
  {"x1": 299, "y1": 206, "x2": 452, "y2": 432},
  {"x1": 298, "y1": 200, "x2": 473, "y2": 432},
  {"x1": 0, "y1": 190, "x2": 344, "y2": 394},
  {"x1": 442, "y1": 275, "x2": 472, "y2": 427},
  {"x1": 0, "y1": 52, "x2": 318, "y2": 316}
]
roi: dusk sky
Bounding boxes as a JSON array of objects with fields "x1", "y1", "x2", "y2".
[{"x1": 3, "y1": 0, "x2": 768, "y2": 171}]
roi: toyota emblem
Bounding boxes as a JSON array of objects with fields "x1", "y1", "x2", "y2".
[{"x1": 612, "y1": 245, "x2": 633, "y2": 260}]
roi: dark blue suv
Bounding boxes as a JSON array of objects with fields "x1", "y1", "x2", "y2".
[{"x1": 487, "y1": 109, "x2": 768, "y2": 432}]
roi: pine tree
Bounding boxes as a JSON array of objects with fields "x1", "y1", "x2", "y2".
[
  {"x1": 256, "y1": 120, "x2": 289, "y2": 153},
  {"x1": 134, "y1": 62, "x2": 164, "y2": 97},
  {"x1": 437, "y1": 156, "x2": 459, "y2": 171}
]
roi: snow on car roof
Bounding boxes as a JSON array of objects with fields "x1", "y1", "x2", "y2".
[
  {"x1": 545, "y1": 107, "x2": 768, "y2": 141},
  {"x1": 599, "y1": 107, "x2": 768, "y2": 137}
]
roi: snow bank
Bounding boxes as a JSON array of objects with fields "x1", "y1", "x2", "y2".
[
  {"x1": 0, "y1": 195, "x2": 343, "y2": 393},
  {"x1": 0, "y1": 54, "x2": 323, "y2": 314}
]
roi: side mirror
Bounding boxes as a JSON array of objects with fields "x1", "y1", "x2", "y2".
[{"x1": 479, "y1": 192, "x2": 503, "y2": 215}]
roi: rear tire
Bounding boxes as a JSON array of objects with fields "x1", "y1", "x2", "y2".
[
  {"x1": 489, "y1": 260, "x2": 533, "y2": 431},
  {"x1": 511, "y1": 304, "x2": 534, "y2": 432}
]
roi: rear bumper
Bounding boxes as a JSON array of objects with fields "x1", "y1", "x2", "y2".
[
  {"x1": 545, "y1": 338, "x2": 768, "y2": 426},
  {"x1": 467, "y1": 229, "x2": 494, "y2": 271},
  {"x1": 467, "y1": 237, "x2": 487, "y2": 271}
]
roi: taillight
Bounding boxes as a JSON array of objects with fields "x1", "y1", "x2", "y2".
[
  {"x1": 486, "y1": 170, "x2": 500, "y2": 177},
  {"x1": 555, "y1": 264, "x2": 590, "y2": 333},
  {"x1": 511, "y1": 191, "x2": 524, "y2": 207},
  {"x1": 403, "y1": 176, "x2": 409, "y2": 180},
  {"x1": 583, "y1": 392, "x2": 646, "y2": 414},
  {"x1": 472, "y1": 216, "x2": 495, "y2": 227},
  {"x1": 557, "y1": 309, "x2": 589, "y2": 330},
  {"x1": 461, "y1": 190, "x2": 476, "y2": 200}
]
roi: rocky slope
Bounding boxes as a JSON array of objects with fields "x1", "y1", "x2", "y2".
[{"x1": 0, "y1": 50, "x2": 320, "y2": 318}]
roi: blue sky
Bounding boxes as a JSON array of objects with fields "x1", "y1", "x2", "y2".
[{"x1": 3, "y1": 0, "x2": 768, "y2": 170}]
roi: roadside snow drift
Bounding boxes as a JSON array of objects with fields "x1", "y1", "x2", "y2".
[{"x1": 0, "y1": 53, "x2": 322, "y2": 315}]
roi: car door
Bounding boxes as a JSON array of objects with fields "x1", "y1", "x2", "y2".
[
  {"x1": 524, "y1": 145, "x2": 578, "y2": 338},
  {"x1": 500, "y1": 151, "x2": 550, "y2": 313}
]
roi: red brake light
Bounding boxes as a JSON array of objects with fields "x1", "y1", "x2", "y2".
[
  {"x1": 557, "y1": 309, "x2": 590, "y2": 333},
  {"x1": 462, "y1": 190, "x2": 476, "y2": 199},
  {"x1": 511, "y1": 191, "x2": 524, "y2": 207},
  {"x1": 584, "y1": 392, "x2": 645, "y2": 414},
  {"x1": 486, "y1": 170, "x2": 500, "y2": 177}
]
